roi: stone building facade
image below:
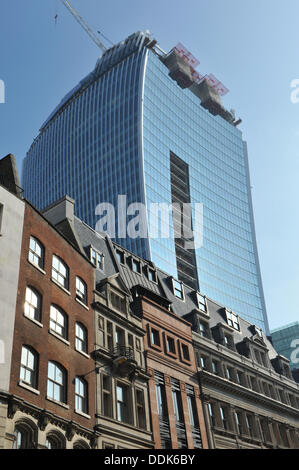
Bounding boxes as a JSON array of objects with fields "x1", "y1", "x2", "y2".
[
  {"x1": 0, "y1": 155, "x2": 25, "y2": 448},
  {"x1": 186, "y1": 303, "x2": 299, "y2": 449}
]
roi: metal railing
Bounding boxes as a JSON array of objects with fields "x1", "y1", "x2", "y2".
[{"x1": 112, "y1": 345, "x2": 135, "y2": 361}]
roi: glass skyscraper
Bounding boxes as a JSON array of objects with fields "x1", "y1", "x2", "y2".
[
  {"x1": 22, "y1": 31, "x2": 269, "y2": 332},
  {"x1": 271, "y1": 322, "x2": 299, "y2": 370}
]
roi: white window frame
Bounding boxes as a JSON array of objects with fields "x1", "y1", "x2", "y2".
[
  {"x1": 52, "y1": 255, "x2": 69, "y2": 289},
  {"x1": 75, "y1": 322, "x2": 88, "y2": 353},
  {"x1": 29, "y1": 236, "x2": 44, "y2": 269},
  {"x1": 24, "y1": 286, "x2": 42, "y2": 322},
  {"x1": 75, "y1": 377, "x2": 88, "y2": 414},
  {"x1": 47, "y1": 361, "x2": 66, "y2": 404},
  {"x1": 76, "y1": 277, "x2": 87, "y2": 304},
  {"x1": 196, "y1": 292, "x2": 207, "y2": 313},
  {"x1": 90, "y1": 247, "x2": 104, "y2": 270},
  {"x1": 50, "y1": 305, "x2": 67, "y2": 339},
  {"x1": 20, "y1": 346, "x2": 38, "y2": 388},
  {"x1": 116, "y1": 383, "x2": 130, "y2": 423},
  {"x1": 172, "y1": 278, "x2": 184, "y2": 300},
  {"x1": 226, "y1": 310, "x2": 240, "y2": 331}
]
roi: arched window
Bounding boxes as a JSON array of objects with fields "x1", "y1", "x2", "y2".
[
  {"x1": 20, "y1": 346, "x2": 39, "y2": 389},
  {"x1": 45, "y1": 431, "x2": 66, "y2": 449},
  {"x1": 52, "y1": 255, "x2": 69, "y2": 290},
  {"x1": 75, "y1": 377, "x2": 88, "y2": 414},
  {"x1": 47, "y1": 361, "x2": 67, "y2": 404},
  {"x1": 75, "y1": 323, "x2": 88, "y2": 353},
  {"x1": 50, "y1": 305, "x2": 68, "y2": 339},
  {"x1": 24, "y1": 286, "x2": 42, "y2": 322},
  {"x1": 13, "y1": 419, "x2": 37, "y2": 449},
  {"x1": 76, "y1": 277, "x2": 87, "y2": 304},
  {"x1": 73, "y1": 440, "x2": 90, "y2": 449},
  {"x1": 28, "y1": 236, "x2": 44, "y2": 269}
]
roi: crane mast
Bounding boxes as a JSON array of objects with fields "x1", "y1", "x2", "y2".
[{"x1": 60, "y1": 0, "x2": 107, "y2": 54}]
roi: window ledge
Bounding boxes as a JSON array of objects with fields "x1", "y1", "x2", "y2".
[
  {"x1": 150, "y1": 343, "x2": 163, "y2": 352},
  {"x1": 165, "y1": 348, "x2": 178, "y2": 359},
  {"x1": 75, "y1": 409, "x2": 91, "y2": 419},
  {"x1": 46, "y1": 396, "x2": 69, "y2": 409},
  {"x1": 96, "y1": 415, "x2": 151, "y2": 435},
  {"x1": 18, "y1": 381, "x2": 40, "y2": 395},
  {"x1": 49, "y1": 329, "x2": 70, "y2": 346},
  {"x1": 194, "y1": 308, "x2": 210, "y2": 320},
  {"x1": 23, "y1": 313, "x2": 43, "y2": 328},
  {"x1": 75, "y1": 298, "x2": 89, "y2": 310},
  {"x1": 51, "y1": 278, "x2": 71, "y2": 296},
  {"x1": 75, "y1": 347, "x2": 90, "y2": 359},
  {"x1": 181, "y1": 358, "x2": 192, "y2": 365},
  {"x1": 28, "y1": 259, "x2": 46, "y2": 275}
]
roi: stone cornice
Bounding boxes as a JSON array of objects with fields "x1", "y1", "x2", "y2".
[{"x1": 199, "y1": 371, "x2": 299, "y2": 419}]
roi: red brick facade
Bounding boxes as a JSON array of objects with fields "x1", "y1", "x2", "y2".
[
  {"x1": 138, "y1": 294, "x2": 208, "y2": 449},
  {"x1": 9, "y1": 203, "x2": 96, "y2": 436}
]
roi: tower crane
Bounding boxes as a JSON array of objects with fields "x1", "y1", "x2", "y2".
[{"x1": 60, "y1": 0, "x2": 107, "y2": 55}]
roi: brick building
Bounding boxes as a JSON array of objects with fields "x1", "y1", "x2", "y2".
[
  {"x1": 0, "y1": 157, "x2": 98, "y2": 449},
  {"x1": 42, "y1": 199, "x2": 154, "y2": 449},
  {"x1": 1, "y1": 154, "x2": 299, "y2": 450},
  {"x1": 40, "y1": 192, "x2": 299, "y2": 450},
  {"x1": 131, "y1": 285, "x2": 208, "y2": 449}
]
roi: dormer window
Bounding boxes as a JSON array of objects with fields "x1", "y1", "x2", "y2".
[
  {"x1": 196, "y1": 292, "x2": 207, "y2": 313},
  {"x1": 147, "y1": 268, "x2": 157, "y2": 283},
  {"x1": 199, "y1": 321, "x2": 209, "y2": 338},
  {"x1": 173, "y1": 279, "x2": 184, "y2": 300},
  {"x1": 226, "y1": 310, "x2": 240, "y2": 331},
  {"x1": 116, "y1": 249, "x2": 125, "y2": 265},
  {"x1": 132, "y1": 259, "x2": 141, "y2": 274},
  {"x1": 223, "y1": 333, "x2": 235, "y2": 350},
  {"x1": 255, "y1": 326, "x2": 263, "y2": 338},
  {"x1": 90, "y1": 247, "x2": 104, "y2": 270}
]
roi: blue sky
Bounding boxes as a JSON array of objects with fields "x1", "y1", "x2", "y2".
[{"x1": 1, "y1": 0, "x2": 298, "y2": 330}]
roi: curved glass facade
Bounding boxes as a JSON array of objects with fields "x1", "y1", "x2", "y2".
[
  {"x1": 23, "y1": 32, "x2": 149, "y2": 259},
  {"x1": 22, "y1": 31, "x2": 268, "y2": 331},
  {"x1": 142, "y1": 51, "x2": 267, "y2": 329}
]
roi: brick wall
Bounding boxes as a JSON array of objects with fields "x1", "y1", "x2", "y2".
[{"x1": 9, "y1": 203, "x2": 95, "y2": 432}]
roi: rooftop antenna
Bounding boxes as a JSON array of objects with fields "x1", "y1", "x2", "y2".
[{"x1": 60, "y1": 0, "x2": 107, "y2": 55}]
